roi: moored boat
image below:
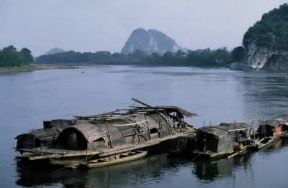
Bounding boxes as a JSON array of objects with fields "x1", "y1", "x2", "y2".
[
  {"x1": 255, "y1": 136, "x2": 275, "y2": 150},
  {"x1": 193, "y1": 122, "x2": 253, "y2": 159},
  {"x1": 16, "y1": 98, "x2": 197, "y2": 168}
]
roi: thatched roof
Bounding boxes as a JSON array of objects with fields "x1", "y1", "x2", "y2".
[
  {"x1": 57, "y1": 121, "x2": 120, "y2": 143},
  {"x1": 15, "y1": 128, "x2": 62, "y2": 141},
  {"x1": 152, "y1": 106, "x2": 198, "y2": 117},
  {"x1": 131, "y1": 106, "x2": 197, "y2": 117},
  {"x1": 197, "y1": 126, "x2": 230, "y2": 138},
  {"x1": 75, "y1": 105, "x2": 197, "y2": 121},
  {"x1": 273, "y1": 114, "x2": 288, "y2": 122},
  {"x1": 259, "y1": 115, "x2": 288, "y2": 127},
  {"x1": 218, "y1": 122, "x2": 249, "y2": 132},
  {"x1": 197, "y1": 122, "x2": 249, "y2": 138}
]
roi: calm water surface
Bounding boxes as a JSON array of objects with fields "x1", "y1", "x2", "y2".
[{"x1": 1, "y1": 66, "x2": 288, "y2": 188}]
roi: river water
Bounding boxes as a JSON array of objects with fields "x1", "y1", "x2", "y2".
[{"x1": 0, "y1": 66, "x2": 288, "y2": 188}]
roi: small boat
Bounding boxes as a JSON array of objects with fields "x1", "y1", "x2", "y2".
[
  {"x1": 253, "y1": 118, "x2": 285, "y2": 150},
  {"x1": 228, "y1": 144, "x2": 253, "y2": 158},
  {"x1": 80, "y1": 150, "x2": 147, "y2": 168},
  {"x1": 255, "y1": 137, "x2": 275, "y2": 150}
]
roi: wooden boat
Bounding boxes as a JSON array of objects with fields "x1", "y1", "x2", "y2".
[
  {"x1": 228, "y1": 144, "x2": 254, "y2": 158},
  {"x1": 255, "y1": 136, "x2": 276, "y2": 150},
  {"x1": 256, "y1": 115, "x2": 288, "y2": 139},
  {"x1": 16, "y1": 98, "x2": 197, "y2": 168},
  {"x1": 193, "y1": 122, "x2": 253, "y2": 160},
  {"x1": 81, "y1": 150, "x2": 147, "y2": 168},
  {"x1": 193, "y1": 126, "x2": 235, "y2": 159},
  {"x1": 253, "y1": 117, "x2": 287, "y2": 150}
]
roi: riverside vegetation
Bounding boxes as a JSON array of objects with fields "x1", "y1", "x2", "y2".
[
  {"x1": 36, "y1": 48, "x2": 234, "y2": 67},
  {"x1": 0, "y1": 46, "x2": 33, "y2": 67}
]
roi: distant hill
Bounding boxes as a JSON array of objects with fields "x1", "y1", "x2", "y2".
[
  {"x1": 243, "y1": 3, "x2": 288, "y2": 71},
  {"x1": 121, "y1": 28, "x2": 179, "y2": 55},
  {"x1": 44, "y1": 48, "x2": 65, "y2": 55}
]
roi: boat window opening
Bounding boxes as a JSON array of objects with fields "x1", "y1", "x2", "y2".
[
  {"x1": 58, "y1": 130, "x2": 87, "y2": 150},
  {"x1": 93, "y1": 138, "x2": 105, "y2": 143},
  {"x1": 150, "y1": 128, "x2": 158, "y2": 134}
]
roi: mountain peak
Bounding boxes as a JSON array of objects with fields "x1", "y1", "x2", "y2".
[
  {"x1": 121, "y1": 28, "x2": 179, "y2": 55},
  {"x1": 44, "y1": 48, "x2": 65, "y2": 55}
]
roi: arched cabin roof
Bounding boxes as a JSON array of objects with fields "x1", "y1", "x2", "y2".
[
  {"x1": 57, "y1": 121, "x2": 120, "y2": 143},
  {"x1": 197, "y1": 126, "x2": 231, "y2": 139},
  {"x1": 16, "y1": 128, "x2": 62, "y2": 141},
  {"x1": 218, "y1": 122, "x2": 249, "y2": 132},
  {"x1": 57, "y1": 113, "x2": 159, "y2": 144},
  {"x1": 262, "y1": 115, "x2": 288, "y2": 127},
  {"x1": 272, "y1": 114, "x2": 288, "y2": 122},
  {"x1": 263, "y1": 119, "x2": 281, "y2": 127}
]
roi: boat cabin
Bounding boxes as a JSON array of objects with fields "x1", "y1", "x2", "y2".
[
  {"x1": 270, "y1": 115, "x2": 288, "y2": 135},
  {"x1": 15, "y1": 119, "x2": 76, "y2": 150},
  {"x1": 56, "y1": 107, "x2": 193, "y2": 150},
  {"x1": 218, "y1": 122, "x2": 251, "y2": 145},
  {"x1": 194, "y1": 126, "x2": 234, "y2": 157},
  {"x1": 256, "y1": 116, "x2": 288, "y2": 138},
  {"x1": 194, "y1": 122, "x2": 251, "y2": 158}
]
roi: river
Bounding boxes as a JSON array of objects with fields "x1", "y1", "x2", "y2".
[{"x1": 0, "y1": 65, "x2": 288, "y2": 188}]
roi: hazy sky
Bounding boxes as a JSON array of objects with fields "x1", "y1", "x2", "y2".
[{"x1": 0, "y1": 0, "x2": 287, "y2": 56}]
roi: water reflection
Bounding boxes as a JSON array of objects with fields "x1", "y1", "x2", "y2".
[
  {"x1": 193, "y1": 138, "x2": 288, "y2": 183},
  {"x1": 6, "y1": 67, "x2": 288, "y2": 188},
  {"x1": 16, "y1": 154, "x2": 171, "y2": 188},
  {"x1": 193, "y1": 155, "x2": 250, "y2": 181},
  {"x1": 16, "y1": 139, "x2": 288, "y2": 187}
]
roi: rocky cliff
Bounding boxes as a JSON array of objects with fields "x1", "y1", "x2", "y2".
[
  {"x1": 121, "y1": 28, "x2": 179, "y2": 55},
  {"x1": 243, "y1": 4, "x2": 288, "y2": 71},
  {"x1": 246, "y1": 43, "x2": 288, "y2": 71}
]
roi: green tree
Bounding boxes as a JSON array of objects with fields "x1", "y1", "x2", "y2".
[
  {"x1": 0, "y1": 46, "x2": 34, "y2": 67},
  {"x1": 243, "y1": 3, "x2": 288, "y2": 50},
  {"x1": 20, "y1": 48, "x2": 33, "y2": 64}
]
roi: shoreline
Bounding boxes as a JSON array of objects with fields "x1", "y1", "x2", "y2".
[{"x1": 0, "y1": 64, "x2": 78, "y2": 74}]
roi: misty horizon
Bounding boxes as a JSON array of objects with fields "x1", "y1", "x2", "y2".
[{"x1": 0, "y1": 0, "x2": 287, "y2": 56}]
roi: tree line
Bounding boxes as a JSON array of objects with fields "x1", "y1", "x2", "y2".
[
  {"x1": 0, "y1": 46, "x2": 33, "y2": 67},
  {"x1": 37, "y1": 48, "x2": 239, "y2": 67}
]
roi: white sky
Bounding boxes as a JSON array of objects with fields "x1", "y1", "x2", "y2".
[{"x1": 0, "y1": 0, "x2": 287, "y2": 56}]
